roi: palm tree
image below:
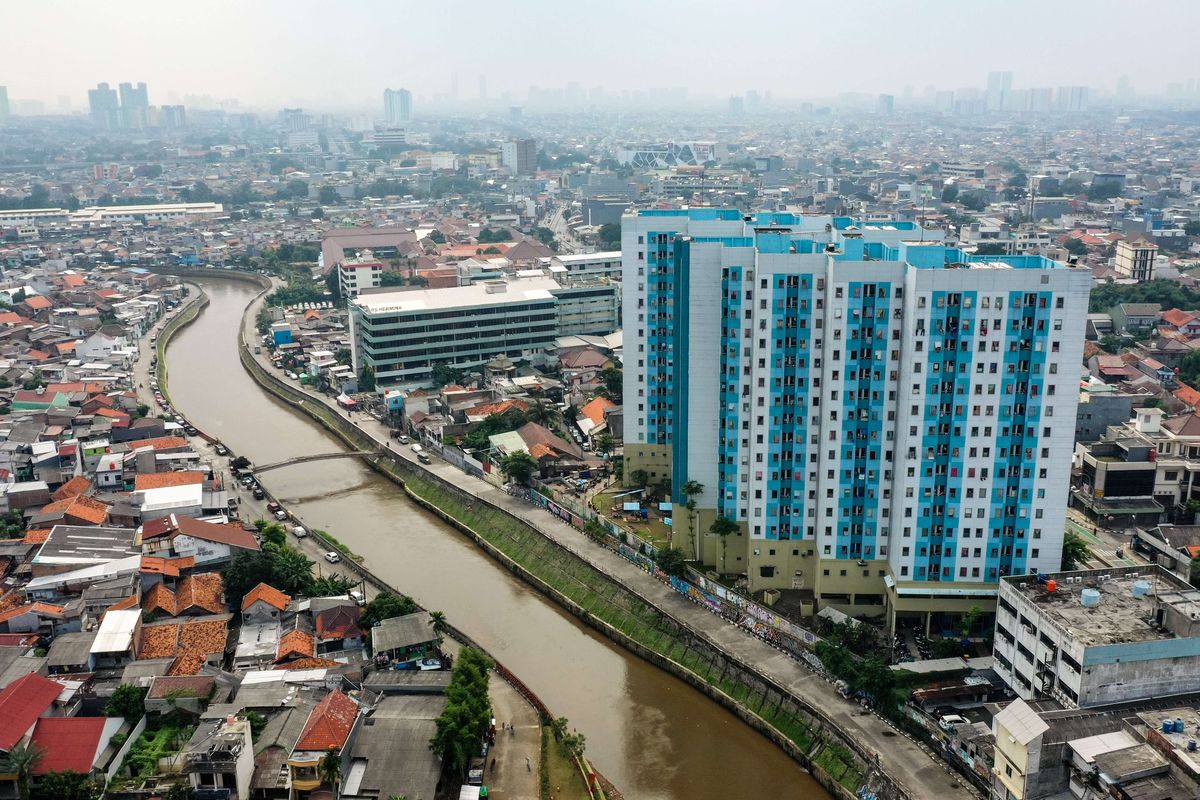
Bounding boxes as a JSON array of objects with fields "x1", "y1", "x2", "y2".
[
  {"x1": 681, "y1": 480, "x2": 703, "y2": 555},
  {"x1": 429, "y1": 611, "x2": 447, "y2": 642},
  {"x1": 4, "y1": 742, "x2": 42, "y2": 800},
  {"x1": 550, "y1": 716, "x2": 569, "y2": 741},
  {"x1": 526, "y1": 399, "x2": 560, "y2": 427},
  {"x1": 709, "y1": 515, "x2": 739, "y2": 575},
  {"x1": 318, "y1": 747, "x2": 342, "y2": 796},
  {"x1": 594, "y1": 432, "x2": 614, "y2": 458},
  {"x1": 271, "y1": 547, "x2": 314, "y2": 595}
]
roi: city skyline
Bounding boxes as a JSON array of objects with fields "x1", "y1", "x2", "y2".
[{"x1": 5, "y1": 0, "x2": 1200, "y2": 111}]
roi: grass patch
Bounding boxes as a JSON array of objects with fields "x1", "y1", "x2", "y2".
[
  {"x1": 542, "y1": 727, "x2": 592, "y2": 800},
  {"x1": 312, "y1": 528, "x2": 362, "y2": 561}
]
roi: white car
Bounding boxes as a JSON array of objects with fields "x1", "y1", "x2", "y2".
[
  {"x1": 274, "y1": 509, "x2": 288, "y2": 521},
  {"x1": 938, "y1": 714, "x2": 969, "y2": 731},
  {"x1": 324, "y1": 552, "x2": 341, "y2": 564}
]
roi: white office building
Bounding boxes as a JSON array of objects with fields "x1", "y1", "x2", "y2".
[{"x1": 350, "y1": 276, "x2": 559, "y2": 388}]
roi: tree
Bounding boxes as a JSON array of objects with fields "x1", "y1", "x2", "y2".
[
  {"x1": 429, "y1": 648, "x2": 493, "y2": 777},
  {"x1": 318, "y1": 186, "x2": 340, "y2": 205},
  {"x1": 428, "y1": 229, "x2": 446, "y2": 244},
  {"x1": 429, "y1": 610, "x2": 448, "y2": 640},
  {"x1": 358, "y1": 366, "x2": 376, "y2": 391},
  {"x1": 310, "y1": 208, "x2": 325, "y2": 220},
  {"x1": 959, "y1": 605, "x2": 984, "y2": 638},
  {"x1": 379, "y1": 272, "x2": 407, "y2": 287},
  {"x1": 594, "y1": 432, "x2": 614, "y2": 457},
  {"x1": 224, "y1": 552, "x2": 276, "y2": 603},
  {"x1": 335, "y1": 348, "x2": 352, "y2": 366},
  {"x1": 272, "y1": 547, "x2": 315, "y2": 595},
  {"x1": 525, "y1": 399, "x2": 560, "y2": 427},
  {"x1": 318, "y1": 748, "x2": 342, "y2": 794},
  {"x1": 311, "y1": 574, "x2": 357, "y2": 596},
  {"x1": 1063, "y1": 237, "x2": 1089, "y2": 257},
  {"x1": 681, "y1": 480, "x2": 704, "y2": 556},
  {"x1": 31, "y1": 771, "x2": 102, "y2": 800},
  {"x1": 1061, "y1": 530, "x2": 1092, "y2": 571},
  {"x1": 629, "y1": 469, "x2": 649, "y2": 488},
  {"x1": 105, "y1": 684, "x2": 147, "y2": 723},
  {"x1": 709, "y1": 515, "x2": 739, "y2": 574},
  {"x1": 599, "y1": 367, "x2": 623, "y2": 402},
  {"x1": 500, "y1": 450, "x2": 538, "y2": 484},
  {"x1": 1186, "y1": 221, "x2": 1200, "y2": 237},
  {"x1": 973, "y1": 243, "x2": 1008, "y2": 256},
  {"x1": 1190, "y1": 557, "x2": 1200, "y2": 590},
  {"x1": 430, "y1": 362, "x2": 465, "y2": 387},
  {"x1": 959, "y1": 192, "x2": 987, "y2": 212},
  {"x1": 3, "y1": 743, "x2": 42, "y2": 800},
  {"x1": 324, "y1": 268, "x2": 342, "y2": 302},
  {"x1": 532, "y1": 226, "x2": 558, "y2": 250},
  {"x1": 654, "y1": 546, "x2": 688, "y2": 578},
  {"x1": 940, "y1": 184, "x2": 959, "y2": 203},
  {"x1": 597, "y1": 223, "x2": 621, "y2": 250},
  {"x1": 362, "y1": 592, "x2": 419, "y2": 629}
]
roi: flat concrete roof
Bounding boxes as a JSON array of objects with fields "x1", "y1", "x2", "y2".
[
  {"x1": 1004, "y1": 566, "x2": 1195, "y2": 647},
  {"x1": 353, "y1": 276, "x2": 560, "y2": 316}
]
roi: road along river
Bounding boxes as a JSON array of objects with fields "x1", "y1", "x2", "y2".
[{"x1": 166, "y1": 278, "x2": 826, "y2": 800}]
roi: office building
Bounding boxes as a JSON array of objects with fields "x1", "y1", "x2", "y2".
[
  {"x1": 281, "y1": 108, "x2": 310, "y2": 132},
  {"x1": 550, "y1": 279, "x2": 620, "y2": 337},
  {"x1": 550, "y1": 252, "x2": 621, "y2": 282},
  {"x1": 501, "y1": 138, "x2": 537, "y2": 176},
  {"x1": 616, "y1": 141, "x2": 722, "y2": 169},
  {"x1": 621, "y1": 209, "x2": 1091, "y2": 627},
  {"x1": 0, "y1": 86, "x2": 8, "y2": 121},
  {"x1": 877, "y1": 94, "x2": 894, "y2": 115},
  {"x1": 88, "y1": 83, "x2": 120, "y2": 129},
  {"x1": 1114, "y1": 236, "x2": 1158, "y2": 283},
  {"x1": 994, "y1": 565, "x2": 1200, "y2": 708},
  {"x1": 986, "y1": 71, "x2": 1013, "y2": 111},
  {"x1": 349, "y1": 276, "x2": 559, "y2": 388},
  {"x1": 158, "y1": 105, "x2": 186, "y2": 129},
  {"x1": 1056, "y1": 86, "x2": 1089, "y2": 113},
  {"x1": 728, "y1": 95, "x2": 744, "y2": 115},
  {"x1": 118, "y1": 81, "x2": 149, "y2": 129},
  {"x1": 383, "y1": 88, "x2": 412, "y2": 125},
  {"x1": 337, "y1": 256, "x2": 384, "y2": 299}
]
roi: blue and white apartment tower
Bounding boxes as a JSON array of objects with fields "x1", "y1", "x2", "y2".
[{"x1": 621, "y1": 209, "x2": 1091, "y2": 629}]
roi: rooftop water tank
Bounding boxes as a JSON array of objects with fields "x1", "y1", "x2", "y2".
[
  {"x1": 1133, "y1": 580, "x2": 1152, "y2": 599},
  {"x1": 1081, "y1": 588, "x2": 1102, "y2": 608},
  {"x1": 1164, "y1": 719, "x2": 1175, "y2": 733},
  {"x1": 1176, "y1": 718, "x2": 1186, "y2": 733}
]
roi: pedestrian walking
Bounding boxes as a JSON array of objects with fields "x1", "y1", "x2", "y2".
[{"x1": 525, "y1": 756, "x2": 531, "y2": 771}]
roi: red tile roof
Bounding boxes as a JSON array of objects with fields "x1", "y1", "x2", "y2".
[
  {"x1": 21, "y1": 529, "x2": 51, "y2": 545},
  {"x1": 40, "y1": 494, "x2": 109, "y2": 525},
  {"x1": 276, "y1": 630, "x2": 315, "y2": 662},
  {"x1": 51, "y1": 476, "x2": 92, "y2": 502},
  {"x1": 242, "y1": 583, "x2": 291, "y2": 612},
  {"x1": 315, "y1": 606, "x2": 362, "y2": 641},
  {"x1": 294, "y1": 690, "x2": 358, "y2": 752},
  {"x1": 29, "y1": 717, "x2": 106, "y2": 775},
  {"x1": 143, "y1": 574, "x2": 224, "y2": 616},
  {"x1": 141, "y1": 515, "x2": 260, "y2": 551},
  {"x1": 0, "y1": 673, "x2": 63, "y2": 750},
  {"x1": 128, "y1": 436, "x2": 189, "y2": 452},
  {"x1": 579, "y1": 396, "x2": 616, "y2": 427},
  {"x1": 1175, "y1": 384, "x2": 1200, "y2": 409},
  {"x1": 22, "y1": 296, "x2": 52, "y2": 310},
  {"x1": 134, "y1": 471, "x2": 205, "y2": 491},
  {"x1": 139, "y1": 555, "x2": 194, "y2": 577},
  {"x1": 275, "y1": 657, "x2": 341, "y2": 671}
]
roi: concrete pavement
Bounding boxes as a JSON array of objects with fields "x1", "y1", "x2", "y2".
[{"x1": 486, "y1": 671, "x2": 540, "y2": 800}]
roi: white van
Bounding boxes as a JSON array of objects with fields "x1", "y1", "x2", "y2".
[
  {"x1": 410, "y1": 443, "x2": 423, "y2": 453},
  {"x1": 292, "y1": 526, "x2": 308, "y2": 539}
]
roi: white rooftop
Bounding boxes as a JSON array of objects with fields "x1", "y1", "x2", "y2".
[
  {"x1": 91, "y1": 608, "x2": 141, "y2": 654},
  {"x1": 135, "y1": 483, "x2": 203, "y2": 511},
  {"x1": 354, "y1": 276, "x2": 561, "y2": 315},
  {"x1": 994, "y1": 699, "x2": 1049, "y2": 745}
]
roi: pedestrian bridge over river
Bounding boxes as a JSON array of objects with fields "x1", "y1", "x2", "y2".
[{"x1": 250, "y1": 450, "x2": 375, "y2": 473}]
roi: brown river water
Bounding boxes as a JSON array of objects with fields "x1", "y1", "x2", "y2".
[{"x1": 166, "y1": 279, "x2": 826, "y2": 800}]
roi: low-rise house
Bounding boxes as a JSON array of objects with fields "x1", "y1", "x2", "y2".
[
  {"x1": 91, "y1": 608, "x2": 142, "y2": 668},
  {"x1": 314, "y1": 604, "x2": 363, "y2": 656},
  {"x1": 288, "y1": 690, "x2": 360, "y2": 797},
  {"x1": 143, "y1": 573, "x2": 225, "y2": 618},
  {"x1": 31, "y1": 524, "x2": 138, "y2": 577},
  {"x1": 370, "y1": 611, "x2": 437, "y2": 666},
  {"x1": 141, "y1": 514, "x2": 260, "y2": 567},
  {"x1": 339, "y1": 693, "x2": 446, "y2": 800},
  {"x1": 242, "y1": 583, "x2": 291, "y2": 625},
  {"x1": 146, "y1": 675, "x2": 216, "y2": 715},
  {"x1": 44, "y1": 631, "x2": 96, "y2": 675},
  {"x1": 28, "y1": 716, "x2": 124, "y2": 780},
  {"x1": 136, "y1": 617, "x2": 229, "y2": 676},
  {"x1": 184, "y1": 715, "x2": 254, "y2": 800},
  {"x1": 1110, "y1": 302, "x2": 1161, "y2": 333}
]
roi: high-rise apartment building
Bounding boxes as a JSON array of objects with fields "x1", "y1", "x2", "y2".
[
  {"x1": 501, "y1": 138, "x2": 537, "y2": 176},
  {"x1": 987, "y1": 71, "x2": 1013, "y2": 111},
  {"x1": 622, "y1": 209, "x2": 1091, "y2": 629},
  {"x1": 383, "y1": 88, "x2": 412, "y2": 125},
  {"x1": 88, "y1": 83, "x2": 120, "y2": 129},
  {"x1": 1114, "y1": 235, "x2": 1158, "y2": 282},
  {"x1": 118, "y1": 82, "x2": 149, "y2": 129},
  {"x1": 0, "y1": 86, "x2": 9, "y2": 121}
]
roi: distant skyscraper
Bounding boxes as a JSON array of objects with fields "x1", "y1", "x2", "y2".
[
  {"x1": 728, "y1": 95, "x2": 744, "y2": 115},
  {"x1": 877, "y1": 93, "x2": 895, "y2": 115},
  {"x1": 987, "y1": 71, "x2": 1013, "y2": 111},
  {"x1": 88, "y1": 82, "x2": 120, "y2": 129},
  {"x1": 501, "y1": 138, "x2": 536, "y2": 176},
  {"x1": 479, "y1": 75, "x2": 487, "y2": 101},
  {"x1": 0, "y1": 86, "x2": 8, "y2": 121},
  {"x1": 383, "y1": 88, "x2": 412, "y2": 125},
  {"x1": 509, "y1": 106, "x2": 523, "y2": 123},
  {"x1": 118, "y1": 81, "x2": 149, "y2": 129},
  {"x1": 281, "y1": 108, "x2": 310, "y2": 132},
  {"x1": 1056, "y1": 86, "x2": 1089, "y2": 113},
  {"x1": 159, "y1": 105, "x2": 187, "y2": 129}
]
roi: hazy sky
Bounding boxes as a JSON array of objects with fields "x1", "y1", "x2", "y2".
[{"x1": 6, "y1": 0, "x2": 1199, "y2": 110}]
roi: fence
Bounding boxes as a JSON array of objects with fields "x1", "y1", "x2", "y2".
[{"x1": 527, "y1": 480, "x2": 825, "y2": 659}]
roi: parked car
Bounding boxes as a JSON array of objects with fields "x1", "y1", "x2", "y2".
[
  {"x1": 241, "y1": 474, "x2": 256, "y2": 486},
  {"x1": 293, "y1": 526, "x2": 308, "y2": 539},
  {"x1": 397, "y1": 435, "x2": 410, "y2": 444},
  {"x1": 214, "y1": 444, "x2": 228, "y2": 456},
  {"x1": 410, "y1": 443, "x2": 423, "y2": 453},
  {"x1": 938, "y1": 714, "x2": 969, "y2": 731},
  {"x1": 349, "y1": 590, "x2": 365, "y2": 606},
  {"x1": 267, "y1": 501, "x2": 281, "y2": 513},
  {"x1": 324, "y1": 551, "x2": 341, "y2": 563},
  {"x1": 184, "y1": 425, "x2": 198, "y2": 436},
  {"x1": 252, "y1": 487, "x2": 265, "y2": 500},
  {"x1": 417, "y1": 452, "x2": 432, "y2": 464},
  {"x1": 274, "y1": 510, "x2": 288, "y2": 521}
]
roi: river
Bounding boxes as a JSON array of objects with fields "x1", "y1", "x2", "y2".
[{"x1": 166, "y1": 279, "x2": 825, "y2": 800}]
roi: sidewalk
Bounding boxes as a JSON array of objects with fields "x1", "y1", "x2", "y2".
[{"x1": 237, "y1": 315, "x2": 973, "y2": 800}]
